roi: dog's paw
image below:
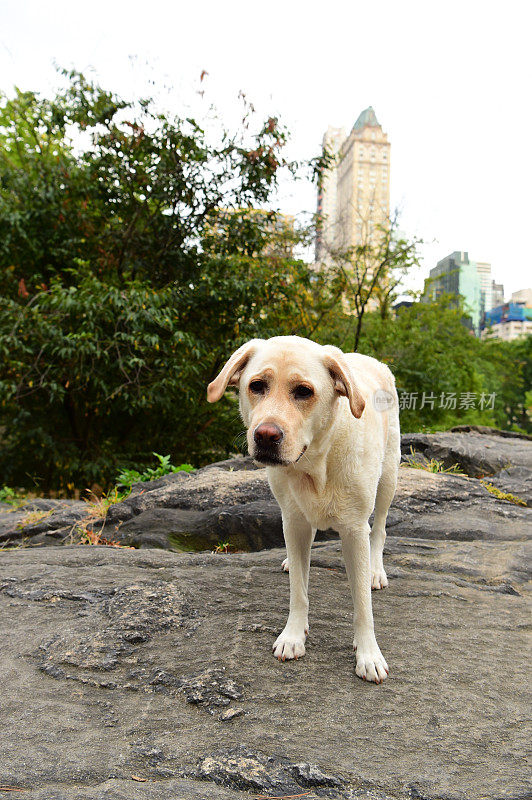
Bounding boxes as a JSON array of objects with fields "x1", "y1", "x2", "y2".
[
  {"x1": 281, "y1": 557, "x2": 289, "y2": 572},
  {"x1": 353, "y1": 637, "x2": 388, "y2": 683},
  {"x1": 273, "y1": 629, "x2": 306, "y2": 661},
  {"x1": 371, "y1": 566, "x2": 388, "y2": 590}
]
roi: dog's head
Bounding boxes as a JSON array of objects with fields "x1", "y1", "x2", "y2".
[{"x1": 207, "y1": 336, "x2": 365, "y2": 466}]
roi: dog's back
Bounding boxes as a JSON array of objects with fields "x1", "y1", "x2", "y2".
[{"x1": 344, "y1": 352, "x2": 397, "y2": 399}]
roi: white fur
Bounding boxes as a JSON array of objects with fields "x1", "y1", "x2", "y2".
[{"x1": 207, "y1": 335, "x2": 400, "y2": 683}]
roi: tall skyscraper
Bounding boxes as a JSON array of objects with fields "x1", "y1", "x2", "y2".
[
  {"x1": 476, "y1": 261, "x2": 493, "y2": 316},
  {"x1": 423, "y1": 251, "x2": 482, "y2": 333},
  {"x1": 316, "y1": 107, "x2": 390, "y2": 263},
  {"x1": 491, "y1": 280, "x2": 505, "y2": 307}
]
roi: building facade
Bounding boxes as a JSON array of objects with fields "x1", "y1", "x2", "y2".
[
  {"x1": 476, "y1": 261, "x2": 493, "y2": 316},
  {"x1": 316, "y1": 107, "x2": 390, "y2": 262},
  {"x1": 511, "y1": 288, "x2": 532, "y2": 307},
  {"x1": 481, "y1": 288, "x2": 532, "y2": 340},
  {"x1": 491, "y1": 280, "x2": 505, "y2": 308},
  {"x1": 423, "y1": 251, "x2": 482, "y2": 333},
  {"x1": 481, "y1": 304, "x2": 532, "y2": 340}
]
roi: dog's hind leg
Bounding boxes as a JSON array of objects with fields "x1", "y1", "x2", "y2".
[{"x1": 370, "y1": 425, "x2": 400, "y2": 589}]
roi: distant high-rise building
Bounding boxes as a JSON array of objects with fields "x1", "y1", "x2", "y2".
[
  {"x1": 316, "y1": 107, "x2": 390, "y2": 263},
  {"x1": 423, "y1": 251, "x2": 482, "y2": 333},
  {"x1": 315, "y1": 126, "x2": 345, "y2": 262},
  {"x1": 482, "y1": 288, "x2": 532, "y2": 340},
  {"x1": 511, "y1": 288, "x2": 532, "y2": 307},
  {"x1": 492, "y1": 280, "x2": 505, "y2": 307},
  {"x1": 476, "y1": 261, "x2": 492, "y2": 315}
]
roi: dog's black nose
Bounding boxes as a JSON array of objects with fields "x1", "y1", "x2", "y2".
[{"x1": 254, "y1": 423, "x2": 284, "y2": 446}]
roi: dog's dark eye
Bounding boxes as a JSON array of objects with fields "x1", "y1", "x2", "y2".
[
  {"x1": 293, "y1": 385, "x2": 314, "y2": 400},
  {"x1": 249, "y1": 380, "x2": 266, "y2": 395}
]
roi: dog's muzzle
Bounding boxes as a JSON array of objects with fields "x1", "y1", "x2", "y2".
[{"x1": 253, "y1": 423, "x2": 285, "y2": 464}]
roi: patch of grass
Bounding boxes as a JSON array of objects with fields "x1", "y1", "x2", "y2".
[
  {"x1": 404, "y1": 447, "x2": 464, "y2": 474},
  {"x1": 480, "y1": 481, "x2": 527, "y2": 507},
  {"x1": 16, "y1": 508, "x2": 54, "y2": 530}
]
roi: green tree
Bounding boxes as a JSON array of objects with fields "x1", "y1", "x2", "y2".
[
  {"x1": 318, "y1": 212, "x2": 422, "y2": 351},
  {"x1": 0, "y1": 72, "x2": 329, "y2": 491},
  {"x1": 319, "y1": 297, "x2": 530, "y2": 433}
]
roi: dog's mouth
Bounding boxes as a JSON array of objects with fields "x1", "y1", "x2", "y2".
[
  {"x1": 253, "y1": 452, "x2": 289, "y2": 466},
  {"x1": 253, "y1": 445, "x2": 307, "y2": 467},
  {"x1": 295, "y1": 446, "x2": 308, "y2": 463}
]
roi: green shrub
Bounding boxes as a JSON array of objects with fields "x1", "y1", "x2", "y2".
[
  {"x1": 116, "y1": 453, "x2": 194, "y2": 494},
  {"x1": 0, "y1": 72, "x2": 329, "y2": 491}
]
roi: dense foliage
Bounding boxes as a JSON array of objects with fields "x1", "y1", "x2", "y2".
[
  {"x1": 318, "y1": 299, "x2": 531, "y2": 433},
  {"x1": 0, "y1": 73, "x2": 330, "y2": 491},
  {"x1": 0, "y1": 73, "x2": 529, "y2": 493}
]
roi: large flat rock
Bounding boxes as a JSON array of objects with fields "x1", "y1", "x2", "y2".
[
  {"x1": 402, "y1": 428, "x2": 532, "y2": 501},
  {"x1": 401, "y1": 428, "x2": 532, "y2": 476},
  {"x1": 1, "y1": 539, "x2": 530, "y2": 800},
  {"x1": 1, "y1": 429, "x2": 531, "y2": 552}
]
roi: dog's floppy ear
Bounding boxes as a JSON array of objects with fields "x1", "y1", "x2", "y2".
[
  {"x1": 322, "y1": 345, "x2": 365, "y2": 418},
  {"x1": 207, "y1": 340, "x2": 262, "y2": 403}
]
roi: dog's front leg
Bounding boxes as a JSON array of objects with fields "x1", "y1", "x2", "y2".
[
  {"x1": 340, "y1": 523, "x2": 389, "y2": 683},
  {"x1": 273, "y1": 512, "x2": 315, "y2": 661}
]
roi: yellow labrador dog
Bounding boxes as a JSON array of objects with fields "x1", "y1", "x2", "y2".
[{"x1": 207, "y1": 335, "x2": 400, "y2": 683}]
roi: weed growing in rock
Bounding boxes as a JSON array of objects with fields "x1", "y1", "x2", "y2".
[
  {"x1": 77, "y1": 525, "x2": 129, "y2": 547},
  {"x1": 16, "y1": 508, "x2": 54, "y2": 530},
  {"x1": 480, "y1": 481, "x2": 527, "y2": 507},
  {"x1": 212, "y1": 541, "x2": 236, "y2": 554},
  {"x1": 404, "y1": 448, "x2": 464, "y2": 474}
]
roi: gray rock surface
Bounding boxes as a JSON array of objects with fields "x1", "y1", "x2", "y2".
[
  {"x1": 401, "y1": 428, "x2": 532, "y2": 478},
  {"x1": 488, "y1": 465, "x2": 532, "y2": 506},
  {"x1": 1, "y1": 432, "x2": 530, "y2": 551},
  {"x1": 1, "y1": 532, "x2": 530, "y2": 800},
  {"x1": 402, "y1": 428, "x2": 532, "y2": 506},
  {"x1": 450, "y1": 424, "x2": 532, "y2": 440},
  {"x1": 0, "y1": 498, "x2": 88, "y2": 547}
]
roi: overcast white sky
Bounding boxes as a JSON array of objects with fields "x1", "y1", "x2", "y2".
[{"x1": 2, "y1": 0, "x2": 531, "y2": 296}]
